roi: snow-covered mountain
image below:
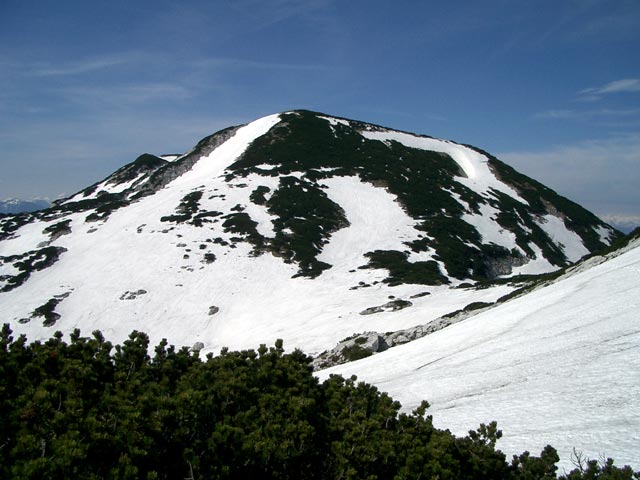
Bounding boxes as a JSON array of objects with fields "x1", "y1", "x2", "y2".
[
  {"x1": 319, "y1": 230, "x2": 640, "y2": 470},
  {"x1": 0, "y1": 110, "x2": 619, "y2": 357}
]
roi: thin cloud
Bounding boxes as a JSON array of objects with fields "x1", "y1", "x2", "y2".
[
  {"x1": 194, "y1": 57, "x2": 326, "y2": 72},
  {"x1": 535, "y1": 107, "x2": 640, "y2": 120},
  {"x1": 55, "y1": 83, "x2": 194, "y2": 105},
  {"x1": 579, "y1": 78, "x2": 640, "y2": 99},
  {"x1": 598, "y1": 213, "x2": 640, "y2": 230},
  {"x1": 498, "y1": 133, "x2": 640, "y2": 218},
  {"x1": 27, "y1": 53, "x2": 139, "y2": 77}
]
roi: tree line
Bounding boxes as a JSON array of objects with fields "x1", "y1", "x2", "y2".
[{"x1": 0, "y1": 324, "x2": 637, "y2": 479}]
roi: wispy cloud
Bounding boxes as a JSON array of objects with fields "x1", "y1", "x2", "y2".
[
  {"x1": 26, "y1": 53, "x2": 140, "y2": 77},
  {"x1": 56, "y1": 83, "x2": 194, "y2": 106},
  {"x1": 534, "y1": 107, "x2": 640, "y2": 120},
  {"x1": 578, "y1": 78, "x2": 640, "y2": 101},
  {"x1": 597, "y1": 213, "x2": 640, "y2": 230},
  {"x1": 193, "y1": 57, "x2": 326, "y2": 72},
  {"x1": 498, "y1": 133, "x2": 640, "y2": 218}
]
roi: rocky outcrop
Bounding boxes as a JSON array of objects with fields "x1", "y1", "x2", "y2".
[{"x1": 313, "y1": 302, "x2": 495, "y2": 370}]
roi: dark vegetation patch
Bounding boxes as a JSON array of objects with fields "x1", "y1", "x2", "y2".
[
  {"x1": 410, "y1": 291, "x2": 431, "y2": 298},
  {"x1": 83, "y1": 195, "x2": 129, "y2": 222},
  {"x1": 0, "y1": 213, "x2": 35, "y2": 241},
  {"x1": 160, "y1": 190, "x2": 204, "y2": 224},
  {"x1": 250, "y1": 185, "x2": 271, "y2": 205},
  {"x1": 361, "y1": 250, "x2": 448, "y2": 286},
  {"x1": 0, "y1": 327, "x2": 634, "y2": 479},
  {"x1": 203, "y1": 253, "x2": 217, "y2": 263},
  {"x1": 42, "y1": 219, "x2": 72, "y2": 240},
  {"x1": 32, "y1": 298, "x2": 63, "y2": 327},
  {"x1": 222, "y1": 212, "x2": 265, "y2": 254},
  {"x1": 266, "y1": 176, "x2": 348, "y2": 278},
  {"x1": 108, "y1": 153, "x2": 167, "y2": 185},
  {"x1": 0, "y1": 246, "x2": 67, "y2": 292},
  {"x1": 442, "y1": 301, "x2": 494, "y2": 319},
  {"x1": 340, "y1": 344, "x2": 373, "y2": 361}
]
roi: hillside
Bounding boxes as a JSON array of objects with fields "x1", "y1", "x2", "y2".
[
  {"x1": 0, "y1": 110, "x2": 618, "y2": 358},
  {"x1": 318, "y1": 232, "x2": 640, "y2": 469}
]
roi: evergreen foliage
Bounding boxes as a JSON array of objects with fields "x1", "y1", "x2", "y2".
[
  {"x1": 0, "y1": 246, "x2": 67, "y2": 293},
  {"x1": 1, "y1": 326, "x2": 636, "y2": 479}
]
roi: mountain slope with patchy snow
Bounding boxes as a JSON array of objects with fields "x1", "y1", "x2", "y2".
[
  {"x1": 318, "y1": 235, "x2": 640, "y2": 469},
  {"x1": 0, "y1": 110, "x2": 619, "y2": 358}
]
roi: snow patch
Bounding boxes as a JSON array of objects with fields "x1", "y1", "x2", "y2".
[
  {"x1": 594, "y1": 224, "x2": 615, "y2": 245},
  {"x1": 318, "y1": 115, "x2": 350, "y2": 127},
  {"x1": 462, "y1": 203, "x2": 519, "y2": 251},
  {"x1": 534, "y1": 214, "x2": 589, "y2": 262},
  {"x1": 317, "y1": 176, "x2": 439, "y2": 275}
]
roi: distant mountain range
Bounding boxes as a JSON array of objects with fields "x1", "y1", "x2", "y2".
[{"x1": 0, "y1": 198, "x2": 50, "y2": 214}]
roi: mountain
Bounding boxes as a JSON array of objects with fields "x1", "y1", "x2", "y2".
[
  {"x1": 319, "y1": 229, "x2": 640, "y2": 470},
  {"x1": 0, "y1": 198, "x2": 50, "y2": 214},
  {"x1": 0, "y1": 110, "x2": 619, "y2": 358}
]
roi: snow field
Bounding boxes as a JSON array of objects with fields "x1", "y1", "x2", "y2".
[{"x1": 318, "y1": 239, "x2": 640, "y2": 470}]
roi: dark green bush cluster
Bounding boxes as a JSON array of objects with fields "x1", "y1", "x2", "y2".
[
  {"x1": 0, "y1": 246, "x2": 67, "y2": 293},
  {"x1": 160, "y1": 190, "x2": 204, "y2": 224},
  {"x1": 0, "y1": 325, "x2": 636, "y2": 480}
]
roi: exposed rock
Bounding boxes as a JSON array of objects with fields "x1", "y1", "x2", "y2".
[
  {"x1": 359, "y1": 299, "x2": 412, "y2": 315},
  {"x1": 119, "y1": 289, "x2": 148, "y2": 300},
  {"x1": 313, "y1": 332, "x2": 389, "y2": 370},
  {"x1": 314, "y1": 302, "x2": 496, "y2": 370},
  {"x1": 131, "y1": 126, "x2": 241, "y2": 200},
  {"x1": 208, "y1": 305, "x2": 219, "y2": 315},
  {"x1": 483, "y1": 253, "x2": 529, "y2": 278}
]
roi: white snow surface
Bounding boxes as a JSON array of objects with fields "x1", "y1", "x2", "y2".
[
  {"x1": 360, "y1": 129, "x2": 528, "y2": 205},
  {"x1": 535, "y1": 214, "x2": 590, "y2": 262},
  {"x1": 317, "y1": 176, "x2": 439, "y2": 272},
  {"x1": 318, "y1": 239, "x2": 640, "y2": 470}
]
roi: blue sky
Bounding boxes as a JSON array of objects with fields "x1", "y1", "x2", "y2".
[{"x1": 1, "y1": 0, "x2": 639, "y2": 226}]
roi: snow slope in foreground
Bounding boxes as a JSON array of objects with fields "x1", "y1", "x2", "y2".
[{"x1": 318, "y1": 240, "x2": 640, "y2": 470}]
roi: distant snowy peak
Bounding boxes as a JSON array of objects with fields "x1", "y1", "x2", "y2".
[{"x1": 0, "y1": 198, "x2": 50, "y2": 214}]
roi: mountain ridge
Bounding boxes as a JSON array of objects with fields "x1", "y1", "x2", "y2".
[{"x1": 0, "y1": 110, "x2": 620, "y2": 357}]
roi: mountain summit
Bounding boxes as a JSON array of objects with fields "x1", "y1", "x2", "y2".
[{"x1": 0, "y1": 110, "x2": 619, "y2": 355}]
